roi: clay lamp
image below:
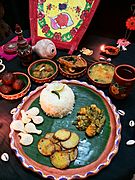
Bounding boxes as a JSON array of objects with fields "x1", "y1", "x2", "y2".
[{"x1": 100, "y1": 44, "x2": 120, "y2": 57}]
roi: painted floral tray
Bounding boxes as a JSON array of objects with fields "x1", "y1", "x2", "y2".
[
  {"x1": 29, "y1": 0, "x2": 100, "y2": 54},
  {"x1": 9, "y1": 80, "x2": 121, "y2": 180}
]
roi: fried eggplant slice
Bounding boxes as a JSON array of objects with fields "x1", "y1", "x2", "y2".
[
  {"x1": 50, "y1": 151, "x2": 70, "y2": 169},
  {"x1": 38, "y1": 138, "x2": 55, "y2": 156},
  {"x1": 61, "y1": 132, "x2": 79, "y2": 149},
  {"x1": 54, "y1": 129, "x2": 71, "y2": 141}
]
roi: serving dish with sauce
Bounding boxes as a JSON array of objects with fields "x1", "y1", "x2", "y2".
[
  {"x1": 28, "y1": 59, "x2": 58, "y2": 83},
  {"x1": 87, "y1": 62, "x2": 115, "y2": 87}
]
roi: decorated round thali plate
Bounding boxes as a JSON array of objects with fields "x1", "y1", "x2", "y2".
[{"x1": 9, "y1": 80, "x2": 121, "y2": 180}]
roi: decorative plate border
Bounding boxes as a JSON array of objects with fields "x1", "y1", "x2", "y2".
[{"x1": 9, "y1": 80, "x2": 121, "y2": 180}]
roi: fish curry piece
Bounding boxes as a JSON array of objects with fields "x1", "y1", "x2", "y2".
[{"x1": 58, "y1": 56, "x2": 87, "y2": 73}]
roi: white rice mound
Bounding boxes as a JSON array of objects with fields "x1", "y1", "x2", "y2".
[{"x1": 39, "y1": 82, "x2": 75, "y2": 118}]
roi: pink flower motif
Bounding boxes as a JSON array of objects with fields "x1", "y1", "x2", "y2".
[
  {"x1": 39, "y1": 0, "x2": 46, "y2": 5},
  {"x1": 55, "y1": 13, "x2": 69, "y2": 28},
  {"x1": 70, "y1": 27, "x2": 78, "y2": 36},
  {"x1": 53, "y1": 32, "x2": 62, "y2": 41},
  {"x1": 37, "y1": 11, "x2": 45, "y2": 20},
  {"x1": 80, "y1": 10, "x2": 89, "y2": 20},
  {"x1": 86, "y1": 0, "x2": 93, "y2": 4},
  {"x1": 117, "y1": 38, "x2": 131, "y2": 47},
  {"x1": 42, "y1": 25, "x2": 50, "y2": 34}
]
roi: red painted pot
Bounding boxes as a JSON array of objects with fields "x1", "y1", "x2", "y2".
[{"x1": 109, "y1": 64, "x2": 135, "y2": 99}]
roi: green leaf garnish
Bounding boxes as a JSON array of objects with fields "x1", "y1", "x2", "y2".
[{"x1": 51, "y1": 90, "x2": 60, "y2": 99}]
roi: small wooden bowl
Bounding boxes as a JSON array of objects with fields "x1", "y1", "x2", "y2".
[
  {"x1": 0, "y1": 72, "x2": 31, "y2": 100},
  {"x1": 28, "y1": 59, "x2": 58, "y2": 83},
  {"x1": 58, "y1": 55, "x2": 87, "y2": 79},
  {"x1": 87, "y1": 61, "x2": 115, "y2": 87}
]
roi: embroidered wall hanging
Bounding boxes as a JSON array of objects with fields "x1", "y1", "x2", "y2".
[{"x1": 29, "y1": 0, "x2": 100, "y2": 54}]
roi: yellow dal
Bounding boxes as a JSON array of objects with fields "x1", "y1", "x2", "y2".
[{"x1": 89, "y1": 64, "x2": 114, "y2": 84}]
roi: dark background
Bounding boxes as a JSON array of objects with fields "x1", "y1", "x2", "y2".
[{"x1": 1, "y1": 0, "x2": 135, "y2": 42}]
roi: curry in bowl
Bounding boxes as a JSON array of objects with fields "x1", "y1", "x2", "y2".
[
  {"x1": 88, "y1": 62, "x2": 115, "y2": 86},
  {"x1": 28, "y1": 59, "x2": 58, "y2": 83},
  {"x1": 32, "y1": 63, "x2": 54, "y2": 79}
]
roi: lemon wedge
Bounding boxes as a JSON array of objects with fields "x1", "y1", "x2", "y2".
[{"x1": 53, "y1": 83, "x2": 65, "y2": 92}]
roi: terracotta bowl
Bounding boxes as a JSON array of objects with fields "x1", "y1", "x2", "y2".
[
  {"x1": 0, "y1": 72, "x2": 31, "y2": 100},
  {"x1": 28, "y1": 59, "x2": 58, "y2": 83},
  {"x1": 100, "y1": 45, "x2": 120, "y2": 57},
  {"x1": 58, "y1": 55, "x2": 87, "y2": 79},
  {"x1": 87, "y1": 61, "x2": 115, "y2": 87}
]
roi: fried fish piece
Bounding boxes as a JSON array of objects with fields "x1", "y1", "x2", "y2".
[{"x1": 58, "y1": 56, "x2": 87, "y2": 69}]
